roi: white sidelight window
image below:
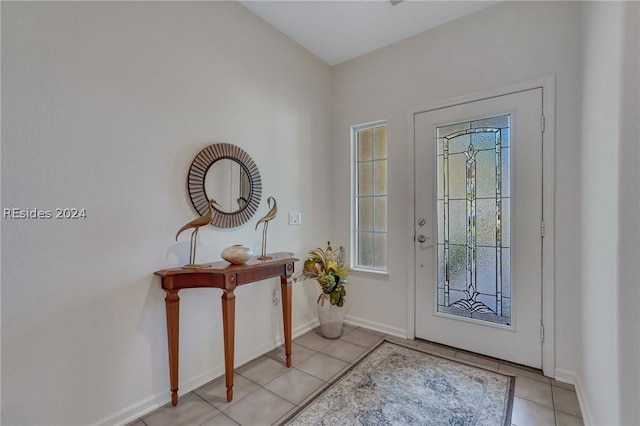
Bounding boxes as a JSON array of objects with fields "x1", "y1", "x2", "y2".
[{"x1": 352, "y1": 121, "x2": 388, "y2": 271}]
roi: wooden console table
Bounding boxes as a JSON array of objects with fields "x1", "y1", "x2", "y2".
[{"x1": 154, "y1": 252, "x2": 298, "y2": 406}]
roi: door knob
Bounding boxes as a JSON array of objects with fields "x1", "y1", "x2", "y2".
[{"x1": 417, "y1": 234, "x2": 428, "y2": 243}]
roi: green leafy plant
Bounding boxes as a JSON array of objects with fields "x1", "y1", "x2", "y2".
[{"x1": 293, "y1": 241, "x2": 349, "y2": 307}]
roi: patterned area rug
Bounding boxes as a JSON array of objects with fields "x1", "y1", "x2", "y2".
[{"x1": 283, "y1": 341, "x2": 514, "y2": 426}]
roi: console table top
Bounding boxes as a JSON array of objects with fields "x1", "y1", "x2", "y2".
[{"x1": 155, "y1": 252, "x2": 298, "y2": 277}]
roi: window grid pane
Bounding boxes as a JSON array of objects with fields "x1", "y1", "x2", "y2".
[{"x1": 354, "y1": 124, "x2": 388, "y2": 270}]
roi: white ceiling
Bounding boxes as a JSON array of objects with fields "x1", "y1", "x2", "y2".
[{"x1": 239, "y1": 1, "x2": 499, "y2": 65}]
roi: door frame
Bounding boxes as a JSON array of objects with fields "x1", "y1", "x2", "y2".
[{"x1": 406, "y1": 77, "x2": 556, "y2": 377}]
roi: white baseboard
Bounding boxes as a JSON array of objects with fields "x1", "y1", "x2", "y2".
[
  {"x1": 555, "y1": 368, "x2": 591, "y2": 425},
  {"x1": 95, "y1": 392, "x2": 168, "y2": 426},
  {"x1": 98, "y1": 319, "x2": 319, "y2": 426},
  {"x1": 344, "y1": 315, "x2": 407, "y2": 338},
  {"x1": 554, "y1": 368, "x2": 577, "y2": 385},
  {"x1": 573, "y1": 374, "x2": 593, "y2": 426},
  {"x1": 285, "y1": 319, "x2": 321, "y2": 342}
]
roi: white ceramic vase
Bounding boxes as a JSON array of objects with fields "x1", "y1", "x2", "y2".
[
  {"x1": 221, "y1": 245, "x2": 252, "y2": 264},
  {"x1": 317, "y1": 293, "x2": 345, "y2": 339}
]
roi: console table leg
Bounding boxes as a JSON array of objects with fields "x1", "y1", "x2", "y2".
[
  {"x1": 281, "y1": 274, "x2": 293, "y2": 368},
  {"x1": 164, "y1": 289, "x2": 180, "y2": 406},
  {"x1": 221, "y1": 288, "x2": 236, "y2": 402}
]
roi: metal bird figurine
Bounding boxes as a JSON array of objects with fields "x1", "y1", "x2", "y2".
[
  {"x1": 176, "y1": 198, "x2": 219, "y2": 268},
  {"x1": 255, "y1": 196, "x2": 277, "y2": 260}
]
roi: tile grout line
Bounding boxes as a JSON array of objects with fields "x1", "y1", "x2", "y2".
[{"x1": 551, "y1": 384, "x2": 558, "y2": 426}]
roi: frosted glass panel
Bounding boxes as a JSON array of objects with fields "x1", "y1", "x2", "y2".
[
  {"x1": 448, "y1": 200, "x2": 467, "y2": 245},
  {"x1": 437, "y1": 200, "x2": 444, "y2": 243},
  {"x1": 438, "y1": 245, "x2": 445, "y2": 287},
  {"x1": 502, "y1": 201, "x2": 511, "y2": 247},
  {"x1": 358, "y1": 232, "x2": 373, "y2": 266},
  {"x1": 449, "y1": 134, "x2": 471, "y2": 154},
  {"x1": 358, "y1": 198, "x2": 373, "y2": 230},
  {"x1": 502, "y1": 251, "x2": 511, "y2": 298},
  {"x1": 476, "y1": 247, "x2": 496, "y2": 294},
  {"x1": 358, "y1": 129, "x2": 373, "y2": 161},
  {"x1": 476, "y1": 198, "x2": 496, "y2": 246},
  {"x1": 374, "y1": 127, "x2": 387, "y2": 159},
  {"x1": 448, "y1": 245, "x2": 467, "y2": 291},
  {"x1": 501, "y1": 128, "x2": 510, "y2": 147},
  {"x1": 471, "y1": 131, "x2": 498, "y2": 150},
  {"x1": 476, "y1": 150, "x2": 496, "y2": 198},
  {"x1": 436, "y1": 114, "x2": 511, "y2": 326},
  {"x1": 358, "y1": 163, "x2": 372, "y2": 195},
  {"x1": 501, "y1": 147, "x2": 510, "y2": 197},
  {"x1": 374, "y1": 233, "x2": 387, "y2": 268},
  {"x1": 374, "y1": 161, "x2": 387, "y2": 195},
  {"x1": 448, "y1": 153, "x2": 467, "y2": 200},
  {"x1": 374, "y1": 197, "x2": 387, "y2": 231},
  {"x1": 472, "y1": 115, "x2": 509, "y2": 129},
  {"x1": 502, "y1": 298, "x2": 511, "y2": 318},
  {"x1": 437, "y1": 156, "x2": 444, "y2": 199}
]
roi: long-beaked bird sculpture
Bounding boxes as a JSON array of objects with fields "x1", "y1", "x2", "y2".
[
  {"x1": 176, "y1": 198, "x2": 219, "y2": 268},
  {"x1": 255, "y1": 196, "x2": 277, "y2": 260}
]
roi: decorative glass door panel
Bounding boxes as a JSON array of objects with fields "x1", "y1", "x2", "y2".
[{"x1": 436, "y1": 115, "x2": 511, "y2": 325}]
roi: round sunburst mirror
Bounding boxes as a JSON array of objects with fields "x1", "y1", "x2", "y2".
[{"x1": 187, "y1": 143, "x2": 262, "y2": 228}]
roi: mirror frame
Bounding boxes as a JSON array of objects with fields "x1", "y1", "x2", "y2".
[{"x1": 187, "y1": 143, "x2": 262, "y2": 228}]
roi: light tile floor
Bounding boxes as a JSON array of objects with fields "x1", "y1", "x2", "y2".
[{"x1": 129, "y1": 326, "x2": 583, "y2": 426}]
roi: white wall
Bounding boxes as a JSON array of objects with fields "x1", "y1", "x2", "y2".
[
  {"x1": 579, "y1": 3, "x2": 624, "y2": 424},
  {"x1": 580, "y1": 2, "x2": 640, "y2": 424},
  {"x1": 331, "y1": 1, "x2": 584, "y2": 377},
  {"x1": 1, "y1": 2, "x2": 331, "y2": 425},
  {"x1": 617, "y1": 3, "x2": 640, "y2": 424}
]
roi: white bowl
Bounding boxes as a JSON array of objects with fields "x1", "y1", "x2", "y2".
[{"x1": 221, "y1": 245, "x2": 252, "y2": 264}]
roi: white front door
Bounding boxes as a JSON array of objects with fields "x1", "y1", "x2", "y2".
[{"x1": 414, "y1": 89, "x2": 543, "y2": 368}]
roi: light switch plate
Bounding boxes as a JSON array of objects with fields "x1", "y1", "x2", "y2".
[{"x1": 288, "y1": 212, "x2": 302, "y2": 225}]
